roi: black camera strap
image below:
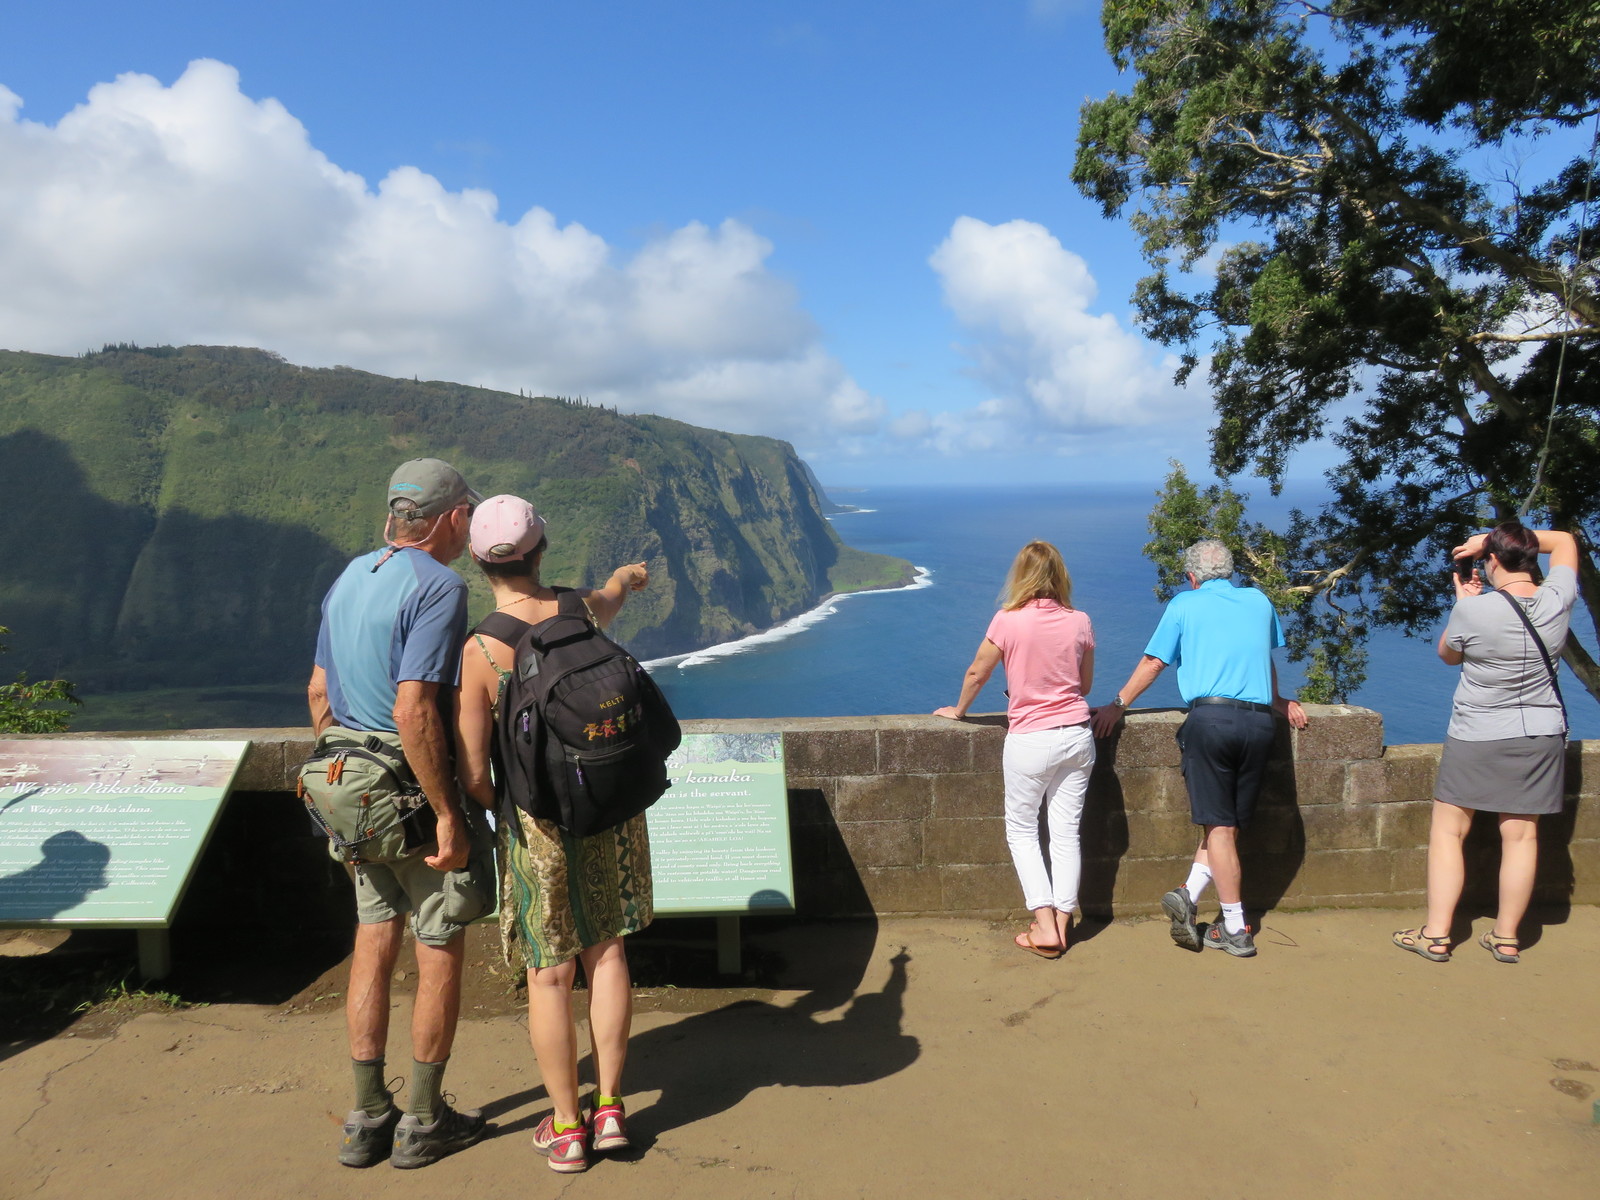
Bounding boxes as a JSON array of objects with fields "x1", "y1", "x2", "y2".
[{"x1": 1494, "y1": 588, "x2": 1569, "y2": 738}]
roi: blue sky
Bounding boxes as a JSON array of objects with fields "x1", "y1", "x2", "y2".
[{"x1": 0, "y1": 1, "x2": 1259, "y2": 485}]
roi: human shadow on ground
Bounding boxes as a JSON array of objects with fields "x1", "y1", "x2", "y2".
[
  {"x1": 482, "y1": 939, "x2": 919, "y2": 1148},
  {"x1": 481, "y1": 811, "x2": 923, "y2": 1147}
]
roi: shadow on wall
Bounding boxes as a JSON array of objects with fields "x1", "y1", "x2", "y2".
[
  {"x1": 1082, "y1": 715, "x2": 1307, "y2": 922},
  {"x1": 1081, "y1": 744, "x2": 1131, "y2": 926},
  {"x1": 0, "y1": 827, "x2": 111, "y2": 920},
  {"x1": 1241, "y1": 722, "x2": 1309, "y2": 916},
  {"x1": 0, "y1": 786, "x2": 352, "y2": 1062},
  {"x1": 0, "y1": 430, "x2": 348, "y2": 691}
]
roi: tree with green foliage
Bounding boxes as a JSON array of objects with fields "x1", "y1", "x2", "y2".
[
  {"x1": 1144, "y1": 462, "x2": 1366, "y2": 703},
  {"x1": 0, "y1": 626, "x2": 80, "y2": 733},
  {"x1": 1074, "y1": 0, "x2": 1600, "y2": 704}
]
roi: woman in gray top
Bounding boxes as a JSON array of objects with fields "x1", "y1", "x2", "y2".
[{"x1": 1394, "y1": 522, "x2": 1579, "y2": 964}]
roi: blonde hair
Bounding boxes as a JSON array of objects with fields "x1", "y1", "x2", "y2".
[{"x1": 1000, "y1": 540, "x2": 1073, "y2": 610}]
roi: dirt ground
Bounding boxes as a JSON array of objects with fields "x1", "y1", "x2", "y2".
[{"x1": 2, "y1": 907, "x2": 1597, "y2": 1200}]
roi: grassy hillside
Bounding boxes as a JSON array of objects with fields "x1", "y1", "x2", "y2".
[{"x1": 0, "y1": 345, "x2": 911, "y2": 723}]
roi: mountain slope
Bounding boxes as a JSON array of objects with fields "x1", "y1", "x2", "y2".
[{"x1": 1, "y1": 345, "x2": 912, "y2": 700}]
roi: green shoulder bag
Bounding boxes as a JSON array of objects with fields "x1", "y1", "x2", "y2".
[{"x1": 297, "y1": 727, "x2": 436, "y2": 865}]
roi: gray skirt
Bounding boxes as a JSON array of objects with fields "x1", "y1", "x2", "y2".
[{"x1": 1435, "y1": 734, "x2": 1566, "y2": 815}]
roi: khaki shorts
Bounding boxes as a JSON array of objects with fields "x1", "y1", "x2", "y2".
[{"x1": 348, "y1": 809, "x2": 494, "y2": 946}]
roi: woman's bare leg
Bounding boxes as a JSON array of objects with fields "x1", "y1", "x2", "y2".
[
  {"x1": 1424, "y1": 799, "x2": 1473, "y2": 939},
  {"x1": 1493, "y1": 814, "x2": 1539, "y2": 952},
  {"x1": 1052, "y1": 906, "x2": 1073, "y2": 947},
  {"x1": 526, "y1": 958, "x2": 582, "y2": 1125},
  {"x1": 578, "y1": 937, "x2": 632, "y2": 1099}
]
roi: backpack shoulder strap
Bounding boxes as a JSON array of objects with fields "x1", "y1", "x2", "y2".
[
  {"x1": 554, "y1": 586, "x2": 593, "y2": 622},
  {"x1": 473, "y1": 611, "x2": 535, "y2": 645}
]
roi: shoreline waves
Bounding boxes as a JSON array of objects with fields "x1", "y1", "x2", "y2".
[{"x1": 643, "y1": 566, "x2": 932, "y2": 672}]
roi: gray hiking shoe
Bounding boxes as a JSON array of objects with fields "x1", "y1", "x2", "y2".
[
  {"x1": 1203, "y1": 919, "x2": 1258, "y2": 958},
  {"x1": 1160, "y1": 886, "x2": 1200, "y2": 951},
  {"x1": 390, "y1": 1103, "x2": 487, "y2": 1169},
  {"x1": 338, "y1": 1105, "x2": 401, "y2": 1167}
]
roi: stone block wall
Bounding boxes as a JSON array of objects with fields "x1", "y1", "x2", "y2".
[
  {"x1": 26, "y1": 706, "x2": 1598, "y2": 927},
  {"x1": 692, "y1": 706, "x2": 1598, "y2": 918}
]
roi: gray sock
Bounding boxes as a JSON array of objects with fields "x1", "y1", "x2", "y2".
[
  {"x1": 410, "y1": 1059, "x2": 447, "y2": 1122},
  {"x1": 352, "y1": 1057, "x2": 391, "y2": 1118}
]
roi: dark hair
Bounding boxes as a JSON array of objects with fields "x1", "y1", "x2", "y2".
[
  {"x1": 477, "y1": 535, "x2": 546, "y2": 579},
  {"x1": 1484, "y1": 521, "x2": 1539, "y2": 574}
]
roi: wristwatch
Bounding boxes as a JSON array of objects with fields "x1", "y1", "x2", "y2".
[{"x1": 1111, "y1": 695, "x2": 1127, "y2": 709}]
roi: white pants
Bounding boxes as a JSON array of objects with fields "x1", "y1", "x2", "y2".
[{"x1": 1002, "y1": 724, "x2": 1096, "y2": 913}]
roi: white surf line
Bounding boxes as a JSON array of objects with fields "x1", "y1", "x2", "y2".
[
  {"x1": 824, "y1": 507, "x2": 876, "y2": 517},
  {"x1": 642, "y1": 565, "x2": 933, "y2": 672}
]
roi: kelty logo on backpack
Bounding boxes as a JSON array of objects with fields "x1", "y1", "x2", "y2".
[
  {"x1": 473, "y1": 588, "x2": 680, "y2": 838},
  {"x1": 585, "y1": 703, "x2": 640, "y2": 741}
]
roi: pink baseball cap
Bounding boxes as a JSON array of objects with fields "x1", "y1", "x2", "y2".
[{"x1": 470, "y1": 495, "x2": 547, "y2": 562}]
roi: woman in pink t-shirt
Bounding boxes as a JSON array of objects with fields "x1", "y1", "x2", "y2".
[{"x1": 935, "y1": 541, "x2": 1095, "y2": 958}]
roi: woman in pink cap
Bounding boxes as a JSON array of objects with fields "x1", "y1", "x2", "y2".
[
  {"x1": 934, "y1": 540, "x2": 1096, "y2": 959},
  {"x1": 454, "y1": 494, "x2": 651, "y2": 1173}
]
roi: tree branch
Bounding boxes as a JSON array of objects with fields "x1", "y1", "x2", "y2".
[
  {"x1": 1313, "y1": 104, "x2": 1599, "y2": 327},
  {"x1": 1284, "y1": 545, "x2": 1371, "y2": 595},
  {"x1": 1467, "y1": 326, "x2": 1600, "y2": 344}
]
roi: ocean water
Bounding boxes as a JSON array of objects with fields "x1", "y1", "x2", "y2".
[{"x1": 646, "y1": 484, "x2": 1600, "y2": 747}]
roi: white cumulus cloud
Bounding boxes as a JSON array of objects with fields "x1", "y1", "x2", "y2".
[
  {"x1": 0, "y1": 60, "x2": 883, "y2": 445},
  {"x1": 925, "y1": 216, "x2": 1193, "y2": 450}
]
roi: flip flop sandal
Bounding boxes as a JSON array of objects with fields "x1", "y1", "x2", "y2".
[
  {"x1": 1014, "y1": 927, "x2": 1064, "y2": 960},
  {"x1": 1392, "y1": 927, "x2": 1451, "y2": 963},
  {"x1": 1480, "y1": 931, "x2": 1520, "y2": 963}
]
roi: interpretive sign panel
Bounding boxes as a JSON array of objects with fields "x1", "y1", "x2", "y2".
[
  {"x1": 648, "y1": 732, "x2": 793, "y2": 914},
  {"x1": 0, "y1": 739, "x2": 250, "y2": 928}
]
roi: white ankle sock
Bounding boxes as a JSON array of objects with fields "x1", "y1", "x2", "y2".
[
  {"x1": 1220, "y1": 901, "x2": 1246, "y2": 935},
  {"x1": 1184, "y1": 863, "x2": 1213, "y2": 904}
]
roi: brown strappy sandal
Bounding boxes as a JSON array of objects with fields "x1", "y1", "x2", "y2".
[{"x1": 1014, "y1": 923, "x2": 1064, "y2": 960}]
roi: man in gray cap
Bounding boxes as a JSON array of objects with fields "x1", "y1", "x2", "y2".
[{"x1": 307, "y1": 458, "x2": 488, "y2": 1168}]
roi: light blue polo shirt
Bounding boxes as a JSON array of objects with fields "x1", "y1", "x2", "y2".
[
  {"x1": 1143, "y1": 578, "x2": 1285, "y2": 705},
  {"x1": 314, "y1": 547, "x2": 468, "y2": 733}
]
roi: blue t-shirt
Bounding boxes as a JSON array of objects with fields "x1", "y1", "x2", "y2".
[
  {"x1": 1143, "y1": 579, "x2": 1285, "y2": 705},
  {"x1": 314, "y1": 547, "x2": 469, "y2": 733}
]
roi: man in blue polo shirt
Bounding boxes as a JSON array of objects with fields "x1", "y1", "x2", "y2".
[
  {"x1": 1091, "y1": 540, "x2": 1307, "y2": 957},
  {"x1": 308, "y1": 457, "x2": 488, "y2": 1169}
]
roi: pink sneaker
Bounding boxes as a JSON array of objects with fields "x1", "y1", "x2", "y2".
[
  {"x1": 589, "y1": 1100, "x2": 630, "y2": 1152},
  {"x1": 532, "y1": 1114, "x2": 588, "y2": 1173}
]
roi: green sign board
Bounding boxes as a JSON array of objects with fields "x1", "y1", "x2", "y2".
[
  {"x1": 647, "y1": 732, "x2": 793, "y2": 915},
  {"x1": 0, "y1": 739, "x2": 250, "y2": 928}
]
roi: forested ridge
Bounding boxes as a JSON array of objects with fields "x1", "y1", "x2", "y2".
[{"x1": 1, "y1": 345, "x2": 911, "y2": 718}]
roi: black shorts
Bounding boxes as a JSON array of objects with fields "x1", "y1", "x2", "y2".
[{"x1": 1177, "y1": 704, "x2": 1277, "y2": 828}]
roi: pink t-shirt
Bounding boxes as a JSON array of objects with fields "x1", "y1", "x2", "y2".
[{"x1": 984, "y1": 599, "x2": 1095, "y2": 733}]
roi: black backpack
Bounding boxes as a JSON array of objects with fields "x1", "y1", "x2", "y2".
[{"x1": 474, "y1": 588, "x2": 680, "y2": 837}]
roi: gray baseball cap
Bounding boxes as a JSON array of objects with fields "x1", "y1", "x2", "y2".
[{"x1": 386, "y1": 458, "x2": 484, "y2": 521}]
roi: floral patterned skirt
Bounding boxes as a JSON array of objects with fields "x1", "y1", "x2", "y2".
[{"x1": 496, "y1": 801, "x2": 653, "y2": 970}]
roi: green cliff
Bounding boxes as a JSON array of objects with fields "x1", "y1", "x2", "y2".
[{"x1": 0, "y1": 345, "x2": 912, "y2": 726}]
